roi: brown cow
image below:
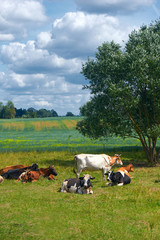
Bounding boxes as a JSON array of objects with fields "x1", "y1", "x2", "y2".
[
  {"x1": 18, "y1": 166, "x2": 58, "y2": 183},
  {"x1": 0, "y1": 165, "x2": 26, "y2": 175},
  {"x1": 117, "y1": 164, "x2": 134, "y2": 178}
]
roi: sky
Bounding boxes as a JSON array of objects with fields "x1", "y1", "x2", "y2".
[{"x1": 0, "y1": 0, "x2": 160, "y2": 116}]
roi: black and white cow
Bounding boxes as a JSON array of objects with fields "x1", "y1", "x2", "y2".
[
  {"x1": 105, "y1": 170, "x2": 131, "y2": 186},
  {"x1": 61, "y1": 174, "x2": 95, "y2": 194},
  {"x1": 1, "y1": 163, "x2": 39, "y2": 180}
]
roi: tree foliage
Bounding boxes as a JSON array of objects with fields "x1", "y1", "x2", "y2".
[
  {"x1": 66, "y1": 112, "x2": 74, "y2": 117},
  {"x1": 77, "y1": 20, "x2": 160, "y2": 165},
  {"x1": 0, "y1": 101, "x2": 16, "y2": 119}
]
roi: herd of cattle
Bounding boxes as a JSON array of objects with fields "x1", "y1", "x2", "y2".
[{"x1": 0, "y1": 153, "x2": 134, "y2": 194}]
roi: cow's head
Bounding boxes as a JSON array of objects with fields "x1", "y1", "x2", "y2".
[
  {"x1": 49, "y1": 165, "x2": 58, "y2": 176},
  {"x1": 30, "y1": 163, "x2": 39, "y2": 171},
  {"x1": 114, "y1": 154, "x2": 123, "y2": 165},
  {"x1": 105, "y1": 171, "x2": 114, "y2": 182},
  {"x1": 19, "y1": 171, "x2": 27, "y2": 181},
  {"x1": 79, "y1": 174, "x2": 95, "y2": 189},
  {"x1": 126, "y1": 164, "x2": 134, "y2": 172}
]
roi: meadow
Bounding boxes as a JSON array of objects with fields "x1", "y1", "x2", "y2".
[
  {"x1": 0, "y1": 117, "x2": 160, "y2": 240},
  {"x1": 0, "y1": 117, "x2": 142, "y2": 153}
]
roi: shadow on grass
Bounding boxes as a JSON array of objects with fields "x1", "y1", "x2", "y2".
[{"x1": 0, "y1": 145, "x2": 144, "y2": 154}]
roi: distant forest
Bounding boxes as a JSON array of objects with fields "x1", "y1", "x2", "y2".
[{"x1": 0, "y1": 101, "x2": 75, "y2": 119}]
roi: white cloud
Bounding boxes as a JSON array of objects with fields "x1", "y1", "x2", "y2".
[
  {"x1": 75, "y1": 0, "x2": 155, "y2": 14},
  {"x1": 1, "y1": 41, "x2": 82, "y2": 75},
  {"x1": 0, "y1": 34, "x2": 14, "y2": 42},
  {"x1": 0, "y1": 71, "x2": 90, "y2": 115},
  {"x1": 36, "y1": 32, "x2": 52, "y2": 49},
  {"x1": 0, "y1": 0, "x2": 47, "y2": 41},
  {"x1": 49, "y1": 11, "x2": 131, "y2": 58},
  {"x1": 0, "y1": 0, "x2": 157, "y2": 115}
]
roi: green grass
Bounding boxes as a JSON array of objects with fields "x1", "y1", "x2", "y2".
[
  {"x1": 0, "y1": 117, "x2": 159, "y2": 239},
  {"x1": 0, "y1": 117, "x2": 144, "y2": 153},
  {"x1": 0, "y1": 151, "x2": 160, "y2": 240}
]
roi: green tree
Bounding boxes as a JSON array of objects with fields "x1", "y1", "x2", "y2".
[
  {"x1": 77, "y1": 20, "x2": 160, "y2": 165},
  {"x1": 51, "y1": 109, "x2": 58, "y2": 117},
  {"x1": 0, "y1": 102, "x2": 3, "y2": 118},
  {"x1": 37, "y1": 109, "x2": 52, "y2": 118},
  {"x1": 1, "y1": 101, "x2": 16, "y2": 119},
  {"x1": 66, "y1": 112, "x2": 74, "y2": 117}
]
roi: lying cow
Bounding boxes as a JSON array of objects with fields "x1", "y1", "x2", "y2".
[
  {"x1": 1, "y1": 163, "x2": 39, "y2": 180},
  {"x1": 106, "y1": 164, "x2": 134, "y2": 186},
  {"x1": 73, "y1": 153, "x2": 123, "y2": 181},
  {"x1": 18, "y1": 165, "x2": 57, "y2": 183},
  {"x1": 0, "y1": 164, "x2": 27, "y2": 175},
  {"x1": 61, "y1": 174, "x2": 95, "y2": 194},
  {"x1": 0, "y1": 175, "x2": 4, "y2": 184}
]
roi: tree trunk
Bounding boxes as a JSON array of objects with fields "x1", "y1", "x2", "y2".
[{"x1": 141, "y1": 138, "x2": 159, "y2": 165}]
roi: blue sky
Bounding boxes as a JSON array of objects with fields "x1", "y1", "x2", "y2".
[{"x1": 0, "y1": 0, "x2": 159, "y2": 115}]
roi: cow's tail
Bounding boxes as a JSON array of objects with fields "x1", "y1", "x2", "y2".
[{"x1": 73, "y1": 155, "x2": 77, "y2": 175}]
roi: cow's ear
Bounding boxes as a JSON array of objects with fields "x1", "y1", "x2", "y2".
[
  {"x1": 49, "y1": 165, "x2": 54, "y2": 168},
  {"x1": 79, "y1": 177, "x2": 84, "y2": 180},
  {"x1": 90, "y1": 177, "x2": 95, "y2": 180}
]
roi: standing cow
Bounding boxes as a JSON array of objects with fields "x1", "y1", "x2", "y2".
[{"x1": 73, "y1": 153, "x2": 123, "y2": 181}]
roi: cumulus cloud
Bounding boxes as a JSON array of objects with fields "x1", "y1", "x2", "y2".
[
  {"x1": 1, "y1": 41, "x2": 82, "y2": 75},
  {"x1": 0, "y1": 71, "x2": 90, "y2": 115},
  {"x1": 75, "y1": 0, "x2": 155, "y2": 14},
  {"x1": 0, "y1": 0, "x2": 156, "y2": 115},
  {"x1": 42, "y1": 11, "x2": 131, "y2": 58},
  {"x1": 0, "y1": 0, "x2": 47, "y2": 41}
]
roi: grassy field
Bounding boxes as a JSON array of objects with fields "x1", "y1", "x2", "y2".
[
  {"x1": 0, "y1": 117, "x2": 160, "y2": 239},
  {"x1": 0, "y1": 117, "x2": 143, "y2": 153},
  {"x1": 0, "y1": 151, "x2": 160, "y2": 240}
]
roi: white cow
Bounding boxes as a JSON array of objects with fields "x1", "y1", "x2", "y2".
[{"x1": 73, "y1": 154, "x2": 123, "y2": 181}]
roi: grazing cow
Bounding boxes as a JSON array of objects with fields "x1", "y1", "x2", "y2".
[
  {"x1": 0, "y1": 164, "x2": 26, "y2": 175},
  {"x1": 61, "y1": 174, "x2": 95, "y2": 194},
  {"x1": 1, "y1": 163, "x2": 39, "y2": 180},
  {"x1": 0, "y1": 175, "x2": 4, "y2": 184},
  {"x1": 73, "y1": 153, "x2": 123, "y2": 181},
  {"x1": 106, "y1": 164, "x2": 134, "y2": 186},
  {"x1": 18, "y1": 165, "x2": 57, "y2": 183}
]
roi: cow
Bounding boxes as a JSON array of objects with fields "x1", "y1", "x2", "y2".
[
  {"x1": 1, "y1": 163, "x2": 39, "y2": 180},
  {"x1": 18, "y1": 165, "x2": 58, "y2": 183},
  {"x1": 105, "y1": 164, "x2": 134, "y2": 186},
  {"x1": 61, "y1": 174, "x2": 95, "y2": 194},
  {"x1": 73, "y1": 153, "x2": 123, "y2": 181},
  {"x1": 39, "y1": 166, "x2": 57, "y2": 178},
  {"x1": 0, "y1": 164, "x2": 27, "y2": 175},
  {"x1": 0, "y1": 175, "x2": 4, "y2": 184},
  {"x1": 117, "y1": 164, "x2": 134, "y2": 178}
]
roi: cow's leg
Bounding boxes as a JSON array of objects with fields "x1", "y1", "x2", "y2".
[
  {"x1": 76, "y1": 168, "x2": 82, "y2": 178},
  {"x1": 102, "y1": 168, "x2": 107, "y2": 181},
  {"x1": 117, "y1": 183, "x2": 124, "y2": 186},
  {"x1": 77, "y1": 188, "x2": 83, "y2": 194},
  {"x1": 61, "y1": 181, "x2": 68, "y2": 193}
]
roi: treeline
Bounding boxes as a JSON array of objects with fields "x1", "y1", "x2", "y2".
[{"x1": 0, "y1": 101, "x2": 75, "y2": 119}]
